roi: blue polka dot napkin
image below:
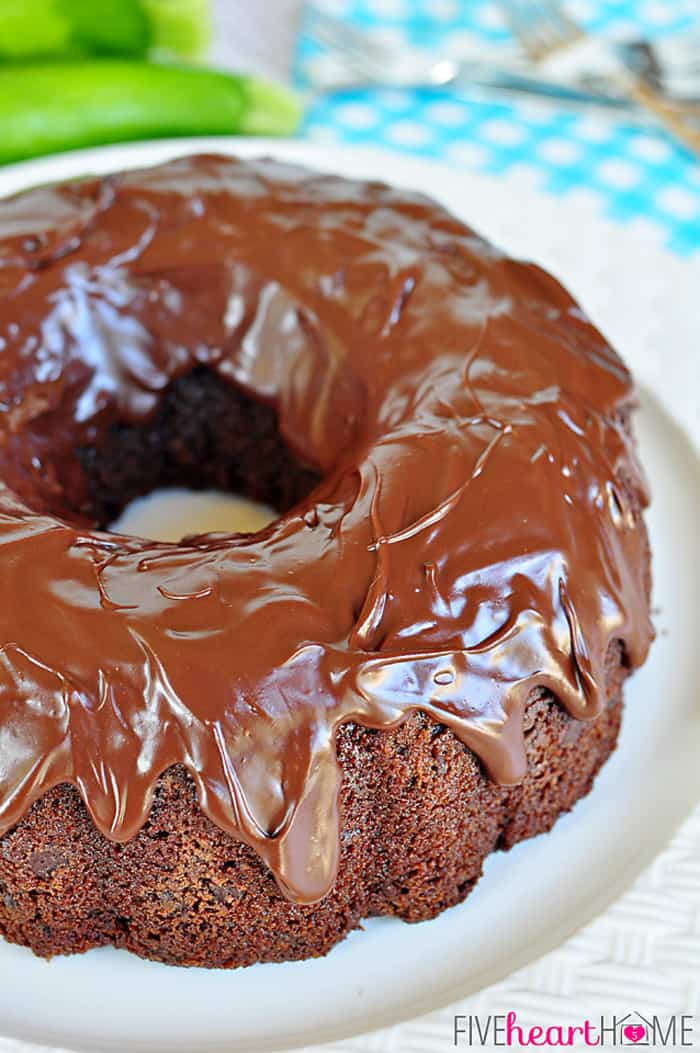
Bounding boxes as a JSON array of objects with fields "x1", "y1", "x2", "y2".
[{"x1": 296, "y1": 0, "x2": 700, "y2": 255}]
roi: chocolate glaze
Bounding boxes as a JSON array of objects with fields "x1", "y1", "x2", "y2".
[{"x1": 0, "y1": 155, "x2": 653, "y2": 904}]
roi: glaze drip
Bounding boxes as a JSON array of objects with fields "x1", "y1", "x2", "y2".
[{"x1": 0, "y1": 155, "x2": 652, "y2": 903}]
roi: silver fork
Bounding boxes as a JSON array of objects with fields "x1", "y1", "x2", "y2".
[
  {"x1": 307, "y1": 8, "x2": 515, "y2": 92},
  {"x1": 305, "y1": 4, "x2": 700, "y2": 114},
  {"x1": 497, "y1": 0, "x2": 700, "y2": 156},
  {"x1": 498, "y1": 0, "x2": 584, "y2": 61}
]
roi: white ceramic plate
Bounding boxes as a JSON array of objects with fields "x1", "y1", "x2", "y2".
[{"x1": 0, "y1": 140, "x2": 698, "y2": 1053}]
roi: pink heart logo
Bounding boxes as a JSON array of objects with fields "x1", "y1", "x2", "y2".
[{"x1": 623, "y1": 1024, "x2": 646, "y2": 1043}]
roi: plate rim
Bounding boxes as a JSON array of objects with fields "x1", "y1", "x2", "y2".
[{"x1": 0, "y1": 137, "x2": 698, "y2": 1053}]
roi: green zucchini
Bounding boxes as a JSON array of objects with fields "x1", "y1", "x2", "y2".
[
  {"x1": 0, "y1": 61, "x2": 303, "y2": 164},
  {"x1": 0, "y1": 0, "x2": 211, "y2": 61},
  {"x1": 141, "y1": 0, "x2": 211, "y2": 59},
  {"x1": 0, "y1": 0, "x2": 150, "y2": 60}
]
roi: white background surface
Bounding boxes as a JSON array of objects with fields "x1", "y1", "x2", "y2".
[{"x1": 0, "y1": 140, "x2": 697, "y2": 1053}]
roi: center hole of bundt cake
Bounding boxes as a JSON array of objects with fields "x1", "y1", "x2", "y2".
[
  {"x1": 111, "y1": 489, "x2": 275, "y2": 543},
  {"x1": 77, "y1": 367, "x2": 322, "y2": 541}
]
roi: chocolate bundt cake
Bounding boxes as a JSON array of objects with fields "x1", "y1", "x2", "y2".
[{"x1": 0, "y1": 154, "x2": 652, "y2": 967}]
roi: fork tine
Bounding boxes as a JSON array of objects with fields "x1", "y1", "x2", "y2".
[
  {"x1": 497, "y1": 0, "x2": 578, "y2": 62},
  {"x1": 541, "y1": 0, "x2": 583, "y2": 42},
  {"x1": 309, "y1": 7, "x2": 388, "y2": 64},
  {"x1": 307, "y1": 8, "x2": 394, "y2": 83},
  {"x1": 310, "y1": 25, "x2": 389, "y2": 80},
  {"x1": 498, "y1": 1, "x2": 529, "y2": 47},
  {"x1": 498, "y1": 0, "x2": 585, "y2": 62}
]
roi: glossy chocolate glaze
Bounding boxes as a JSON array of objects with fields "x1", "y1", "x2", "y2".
[{"x1": 0, "y1": 155, "x2": 652, "y2": 903}]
